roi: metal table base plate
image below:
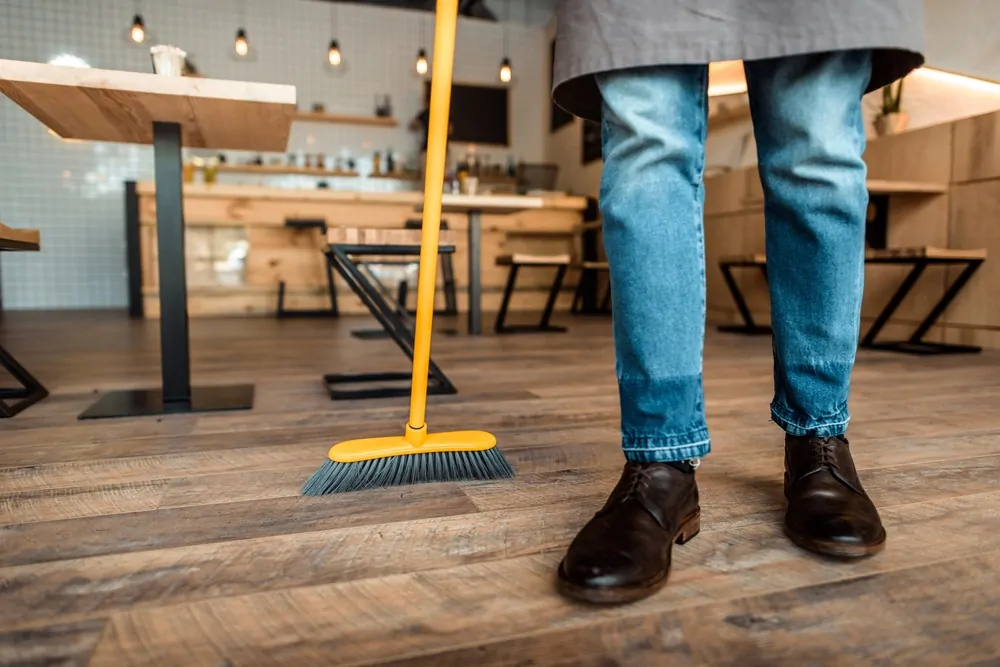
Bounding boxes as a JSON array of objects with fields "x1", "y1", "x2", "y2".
[{"x1": 79, "y1": 384, "x2": 255, "y2": 419}]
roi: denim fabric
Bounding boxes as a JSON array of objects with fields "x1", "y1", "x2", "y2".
[{"x1": 597, "y1": 50, "x2": 872, "y2": 463}]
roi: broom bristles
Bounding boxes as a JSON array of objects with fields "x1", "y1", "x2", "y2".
[{"x1": 302, "y1": 447, "x2": 515, "y2": 495}]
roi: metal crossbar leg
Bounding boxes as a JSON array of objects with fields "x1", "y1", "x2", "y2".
[
  {"x1": 323, "y1": 246, "x2": 457, "y2": 400},
  {"x1": 717, "y1": 263, "x2": 772, "y2": 335},
  {"x1": 863, "y1": 259, "x2": 983, "y2": 355},
  {"x1": 495, "y1": 264, "x2": 569, "y2": 334},
  {"x1": 0, "y1": 346, "x2": 49, "y2": 418}
]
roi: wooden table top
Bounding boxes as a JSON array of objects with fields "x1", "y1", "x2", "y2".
[
  {"x1": 0, "y1": 59, "x2": 296, "y2": 151},
  {"x1": 135, "y1": 183, "x2": 589, "y2": 212}
]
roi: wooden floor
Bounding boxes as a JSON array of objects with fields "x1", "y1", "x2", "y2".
[{"x1": 2, "y1": 310, "x2": 1000, "y2": 666}]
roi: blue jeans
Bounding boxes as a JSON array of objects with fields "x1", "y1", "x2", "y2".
[{"x1": 598, "y1": 51, "x2": 872, "y2": 463}]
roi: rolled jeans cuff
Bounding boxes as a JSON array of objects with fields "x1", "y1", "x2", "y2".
[
  {"x1": 622, "y1": 429, "x2": 711, "y2": 463},
  {"x1": 770, "y1": 402, "x2": 850, "y2": 438}
]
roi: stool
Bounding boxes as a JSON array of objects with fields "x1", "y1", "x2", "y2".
[{"x1": 494, "y1": 253, "x2": 571, "y2": 334}]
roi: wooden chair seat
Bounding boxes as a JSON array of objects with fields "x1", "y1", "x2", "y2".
[
  {"x1": 865, "y1": 246, "x2": 987, "y2": 261},
  {"x1": 327, "y1": 227, "x2": 455, "y2": 247},
  {"x1": 580, "y1": 260, "x2": 609, "y2": 270},
  {"x1": 0, "y1": 222, "x2": 40, "y2": 252},
  {"x1": 496, "y1": 253, "x2": 571, "y2": 267}
]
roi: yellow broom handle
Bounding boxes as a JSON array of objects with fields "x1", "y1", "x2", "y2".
[{"x1": 408, "y1": 0, "x2": 457, "y2": 431}]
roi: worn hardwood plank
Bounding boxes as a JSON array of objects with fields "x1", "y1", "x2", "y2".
[
  {"x1": 85, "y1": 492, "x2": 1000, "y2": 666},
  {"x1": 0, "y1": 483, "x2": 476, "y2": 568},
  {"x1": 382, "y1": 552, "x2": 1000, "y2": 667},
  {"x1": 0, "y1": 619, "x2": 106, "y2": 667},
  {"x1": 0, "y1": 480, "x2": 167, "y2": 526}
]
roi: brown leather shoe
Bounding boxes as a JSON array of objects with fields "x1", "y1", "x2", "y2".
[
  {"x1": 558, "y1": 462, "x2": 700, "y2": 604},
  {"x1": 784, "y1": 435, "x2": 886, "y2": 558}
]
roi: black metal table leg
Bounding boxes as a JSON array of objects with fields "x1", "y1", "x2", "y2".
[
  {"x1": 79, "y1": 122, "x2": 253, "y2": 419},
  {"x1": 717, "y1": 263, "x2": 772, "y2": 335},
  {"x1": 467, "y1": 210, "x2": 483, "y2": 335}
]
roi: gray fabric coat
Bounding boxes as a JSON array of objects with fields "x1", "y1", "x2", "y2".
[{"x1": 553, "y1": 0, "x2": 924, "y2": 121}]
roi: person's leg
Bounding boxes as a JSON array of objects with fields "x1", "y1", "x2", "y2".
[
  {"x1": 600, "y1": 66, "x2": 712, "y2": 464},
  {"x1": 744, "y1": 51, "x2": 885, "y2": 557},
  {"x1": 558, "y1": 64, "x2": 708, "y2": 604}
]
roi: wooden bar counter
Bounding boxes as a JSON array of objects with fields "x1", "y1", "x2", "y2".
[{"x1": 134, "y1": 183, "x2": 587, "y2": 318}]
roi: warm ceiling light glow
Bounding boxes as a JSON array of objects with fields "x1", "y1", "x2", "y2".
[
  {"x1": 235, "y1": 28, "x2": 249, "y2": 57},
  {"x1": 707, "y1": 60, "x2": 747, "y2": 97},
  {"x1": 914, "y1": 67, "x2": 1000, "y2": 93},
  {"x1": 415, "y1": 48, "x2": 428, "y2": 76},
  {"x1": 130, "y1": 14, "x2": 145, "y2": 43},
  {"x1": 328, "y1": 40, "x2": 342, "y2": 67},
  {"x1": 48, "y1": 54, "x2": 91, "y2": 68},
  {"x1": 499, "y1": 57, "x2": 512, "y2": 84}
]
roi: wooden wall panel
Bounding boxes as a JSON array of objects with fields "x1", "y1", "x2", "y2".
[
  {"x1": 861, "y1": 193, "x2": 951, "y2": 341},
  {"x1": 944, "y1": 181, "x2": 1000, "y2": 329},
  {"x1": 864, "y1": 122, "x2": 952, "y2": 184},
  {"x1": 952, "y1": 110, "x2": 1000, "y2": 183}
]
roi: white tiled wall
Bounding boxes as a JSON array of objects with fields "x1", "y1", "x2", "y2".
[{"x1": 0, "y1": 0, "x2": 547, "y2": 310}]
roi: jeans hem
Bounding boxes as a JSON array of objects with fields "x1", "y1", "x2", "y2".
[
  {"x1": 622, "y1": 433, "x2": 711, "y2": 463},
  {"x1": 770, "y1": 404, "x2": 850, "y2": 438}
]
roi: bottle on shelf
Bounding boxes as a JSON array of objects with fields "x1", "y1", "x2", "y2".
[{"x1": 372, "y1": 151, "x2": 382, "y2": 175}]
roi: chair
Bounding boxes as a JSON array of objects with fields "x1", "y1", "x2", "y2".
[
  {"x1": 494, "y1": 253, "x2": 571, "y2": 334},
  {"x1": 0, "y1": 222, "x2": 48, "y2": 417}
]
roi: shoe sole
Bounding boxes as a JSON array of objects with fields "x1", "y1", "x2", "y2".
[
  {"x1": 557, "y1": 510, "x2": 700, "y2": 605},
  {"x1": 784, "y1": 525, "x2": 886, "y2": 559}
]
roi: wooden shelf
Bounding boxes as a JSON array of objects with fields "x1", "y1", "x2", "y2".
[
  {"x1": 865, "y1": 179, "x2": 949, "y2": 195},
  {"x1": 215, "y1": 164, "x2": 359, "y2": 178},
  {"x1": 368, "y1": 172, "x2": 421, "y2": 181},
  {"x1": 293, "y1": 111, "x2": 398, "y2": 127}
]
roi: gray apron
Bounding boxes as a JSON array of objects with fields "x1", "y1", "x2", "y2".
[{"x1": 553, "y1": 0, "x2": 924, "y2": 121}]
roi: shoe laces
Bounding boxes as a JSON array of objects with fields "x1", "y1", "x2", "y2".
[{"x1": 808, "y1": 436, "x2": 846, "y2": 473}]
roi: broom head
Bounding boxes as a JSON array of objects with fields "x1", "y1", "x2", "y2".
[{"x1": 302, "y1": 430, "x2": 514, "y2": 495}]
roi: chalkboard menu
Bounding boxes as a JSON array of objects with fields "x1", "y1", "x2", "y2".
[{"x1": 427, "y1": 81, "x2": 509, "y2": 146}]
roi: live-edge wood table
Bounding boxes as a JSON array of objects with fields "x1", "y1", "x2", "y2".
[{"x1": 0, "y1": 58, "x2": 296, "y2": 418}]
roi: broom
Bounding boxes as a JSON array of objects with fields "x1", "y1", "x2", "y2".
[{"x1": 302, "y1": 0, "x2": 515, "y2": 495}]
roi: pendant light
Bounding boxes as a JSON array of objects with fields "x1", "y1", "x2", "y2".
[
  {"x1": 328, "y1": 3, "x2": 342, "y2": 67},
  {"x1": 235, "y1": 28, "x2": 249, "y2": 57},
  {"x1": 415, "y1": 13, "x2": 428, "y2": 76},
  {"x1": 498, "y1": 0, "x2": 512, "y2": 83},
  {"x1": 130, "y1": 14, "x2": 145, "y2": 43},
  {"x1": 234, "y1": 0, "x2": 249, "y2": 57}
]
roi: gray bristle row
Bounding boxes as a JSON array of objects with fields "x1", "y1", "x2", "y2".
[{"x1": 301, "y1": 448, "x2": 515, "y2": 495}]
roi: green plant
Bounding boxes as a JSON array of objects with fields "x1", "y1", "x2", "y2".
[{"x1": 880, "y1": 79, "x2": 905, "y2": 116}]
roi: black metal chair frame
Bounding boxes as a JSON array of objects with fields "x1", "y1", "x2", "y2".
[
  {"x1": 495, "y1": 261, "x2": 569, "y2": 334},
  {"x1": 861, "y1": 254, "x2": 985, "y2": 355},
  {"x1": 0, "y1": 344, "x2": 49, "y2": 418},
  {"x1": 400, "y1": 220, "x2": 459, "y2": 317},
  {"x1": 717, "y1": 259, "x2": 772, "y2": 335},
  {"x1": 276, "y1": 218, "x2": 339, "y2": 319},
  {"x1": 323, "y1": 243, "x2": 458, "y2": 400},
  {"x1": 571, "y1": 263, "x2": 612, "y2": 316}
]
